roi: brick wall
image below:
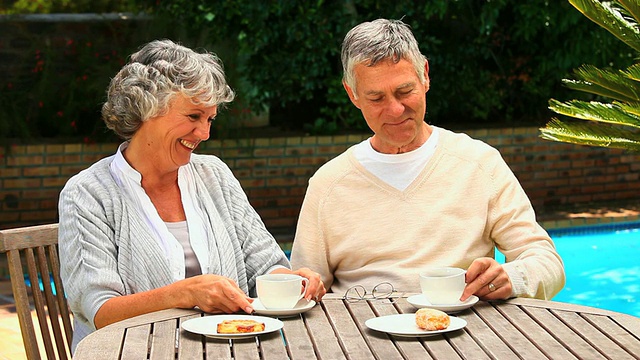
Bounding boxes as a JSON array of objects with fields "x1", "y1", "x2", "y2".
[{"x1": 1, "y1": 127, "x2": 640, "y2": 239}]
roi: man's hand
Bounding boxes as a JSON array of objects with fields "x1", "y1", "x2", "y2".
[
  {"x1": 272, "y1": 267, "x2": 327, "y2": 302},
  {"x1": 461, "y1": 257, "x2": 512, "y2": 301}
]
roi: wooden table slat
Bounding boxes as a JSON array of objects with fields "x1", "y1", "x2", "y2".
[
  {"x1": 149, "y1": 319, "x2": 178, "y2": 360},
  {"x1": 259, "y1": 331, "x2": 290, "y2": 360},
  {"x1": 348, "y1": 300, "x2": 405, "y2": 360},
  {"x1": 323, "y1": 299, "x2": 376, "y2": 360},
  {"x1": 302, "y1": 303, "x2": 348, "y2": 359},
  {"x1": 474, "y1": 301, "x2": 549, "y2": 360},
  {"x1": 120, "y1": 324, "x2": 152, "y2": 359},
  {"x1": 230, "y1": 337, "x2": 260, "y2": 360},
  {"x1": 613, "y1": 312, "x2": 640, "y2": 336},
  {"x1": 582, "y1": 313, "x2": 640, "y2": 358},
  {"x1": 177, "y1": 314, "x2": 205, "y2": 360},
  {"x1": 523, "y1": 305, "x2": 607, "y2": 359},
  {"x1": 281, "y1": 315, "x2": 318, "y2": 359},
  {"x1": 70, "y1": 297, "x2": 640, "y2": 360},
  {"x1": 204, "y1": 338, "x2": 232, "y2": 360},
  {"x1": 458, "y1": 310, "x2": 518, "y2": 359},
  {"x1": 76, "y1": 327, "x2": 126, "y2": 359},
  {"x1": 552, "y1": 309, "x2": 637, "y2": 360},
  {"x1": 442, "y1": 317, "x2": 492, "y2": 360},
  {"x1": 499, "y1": 303, "x2": 579, "y2": 359}
]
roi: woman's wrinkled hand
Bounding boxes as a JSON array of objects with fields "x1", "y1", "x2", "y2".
[{"x1": 179, "y1": 274, "x2": 254, "y2": 314}]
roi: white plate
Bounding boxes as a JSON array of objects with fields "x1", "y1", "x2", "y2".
[
  {"x1": 181, "y1": 314, "x2": 283, "y2": 339},
  {"x1": 251, "y1": 298, "x2": 316, "y2": 317},
  {"x1": 365, "y1": 313, "x2": 467, "y2": 337},
  {"x1": 407, "y1": 294, "x2": 479, "y2": 313}
]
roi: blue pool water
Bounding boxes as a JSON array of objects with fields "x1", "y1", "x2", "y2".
[{"x1": 496, "y1": 223, "x2": 640, "y2": 318}]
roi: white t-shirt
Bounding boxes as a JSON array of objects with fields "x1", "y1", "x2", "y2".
[{"x1": 354, "y1": 127, "x2": 440, "y2": 191}]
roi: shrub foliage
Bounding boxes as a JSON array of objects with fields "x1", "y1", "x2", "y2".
[
  {"x1": 0, "y1": 1, "x2": 634, "y2": 140},
  {"x1": 156, "y1": 0, "x2": 636, "y2": 133}
]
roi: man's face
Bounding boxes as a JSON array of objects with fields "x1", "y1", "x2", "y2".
[{"x1": 344, "y1": 58, "x2": 430, "y2": 154}]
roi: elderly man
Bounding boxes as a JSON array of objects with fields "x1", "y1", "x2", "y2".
[{"x1": 290, "y1": 18, "x2": 565, "y2": 301}]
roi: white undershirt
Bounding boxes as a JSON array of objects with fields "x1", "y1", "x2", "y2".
[
  {"x1": 109, "y1": 142, "x2": 210, "y2": 281},
  {"x1": 165, "y1": 221, "x2": 202, "y2": 278},
  {"x1": 353, "y1": 127, "x2": 440, "y2": 190}
]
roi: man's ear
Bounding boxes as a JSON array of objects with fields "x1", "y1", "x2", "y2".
[
  {"x1": 342, "y1": 80, "x2": 360, "y2": 109},
  {"x1": 424, "y1": 61, "x2": 430, "y2": 93}
]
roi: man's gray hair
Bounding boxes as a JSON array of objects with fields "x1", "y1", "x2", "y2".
[
  {"x1": 341, "y1": 19, "x2": 427, "y2": 95},
  {"x1": 102, "y1": 39, "x2": 235, "y2": 140}
]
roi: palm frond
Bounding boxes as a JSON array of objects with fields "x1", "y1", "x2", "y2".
[
  {"x1": 549, "y1": 99, "x2": 640, "y2": 128},
  {"x1": 540, "y1": 118, "x2": 640, "y2": 151},
  {"x1": 563, "y1": 64, "x2": 640, "y2": 102},
  {"x1": 622, "y1": 63, "x2": 640, "y2": 81},
  {"x1": 562, "y1": 80, "x2": 639, "y2": 102},
  {"x1": 570, "y1": 0, "x2": 640, "y2": 52},
  {"x1": 618, "y1": 0, "x2": 640, "y2": 25},
  {"x1": 542, "y1": 1, "x2": 640, "y2": 150},
  {"x1": 615, "y1": 100, "x2": 640, "y2": 116}
]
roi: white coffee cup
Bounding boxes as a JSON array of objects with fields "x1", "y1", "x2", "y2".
[
  {"x1": 419, "y1": 267, "x2": 466, "y2": 305},
  {"x1": 256, "y1": 274, "x2": 309, "y2": 309}
]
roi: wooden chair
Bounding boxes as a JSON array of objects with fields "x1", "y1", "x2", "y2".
[{"x1": 0, "y1": 224, "x2": 72, "y2": 360}]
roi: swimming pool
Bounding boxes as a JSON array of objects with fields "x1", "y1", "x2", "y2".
[{"x1": 496, "y1": 222, "x2": 640, "y2": 317}]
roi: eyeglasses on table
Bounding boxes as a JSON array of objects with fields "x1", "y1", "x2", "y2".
[{"x1": 342, "y1": 282, "x2": 405, "y2": 304}]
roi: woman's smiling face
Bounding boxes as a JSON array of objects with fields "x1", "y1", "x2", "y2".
[{"x1": 132, "y1": 93, "x2": 217, "y2": 172}]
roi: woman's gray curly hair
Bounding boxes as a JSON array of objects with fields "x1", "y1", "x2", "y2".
[
  {"x1": 341, "y1": 19, "x2": 427, "y2": 97},
  {"x1": 102, "y1": 39, "x2": 235, "y2": 140}
]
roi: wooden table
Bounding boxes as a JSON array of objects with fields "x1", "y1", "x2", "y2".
[{"x1": 73, "y1": 295, "x2": 640, "y2": 359}]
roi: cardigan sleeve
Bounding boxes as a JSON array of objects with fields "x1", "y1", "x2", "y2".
[
  {"x1": 196, "y1": 156, "x2": 291, "y2": 296},
  {"x1": 58, "y1": 174, "x2": 126, "y2": 332}
]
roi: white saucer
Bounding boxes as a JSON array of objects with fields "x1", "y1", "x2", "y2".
[
  {"x1": 407, "y1": 294, "x2": 479, "y2": 313},
  {"x1": 251, "y1": 298, "x2": 316, "y2": 317},
  {"x1": 365, "y1": 314, "x2": 466, "y2": 337},
  {"x1": 181, "y1": 314, "x2": 283, "y2": 339}
]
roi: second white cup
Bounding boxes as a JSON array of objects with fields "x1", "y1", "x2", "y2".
[
  {"x1": 256, "y1": 274, "x2": 309, "y2": 309},
  {"x1": 419, "y1": 267, "x2": 466, "y2": 305}
]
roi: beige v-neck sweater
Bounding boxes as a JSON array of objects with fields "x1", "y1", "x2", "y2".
[{"x1": 291, "y1": 128, "x2": 565, "y2": 300}]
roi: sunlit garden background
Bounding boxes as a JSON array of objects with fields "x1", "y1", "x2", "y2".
[
  {"x1": 1, "y1": 0, "x2": 639, "y2": 317},
  {"x1": 1, "y1": 0, "x2": 635, "y2": 143}
]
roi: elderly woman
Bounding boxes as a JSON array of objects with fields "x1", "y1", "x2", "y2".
[{"x1": 58, "y1": 39, "x2": 326, "y2": 350}]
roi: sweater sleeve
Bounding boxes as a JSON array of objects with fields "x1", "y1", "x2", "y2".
[
  {"x1": 290, "y1": 156, "x2": 348, "y2": 291},
  {"x1": 486, "y1": 149, "x2": 566, "y2": 299}
]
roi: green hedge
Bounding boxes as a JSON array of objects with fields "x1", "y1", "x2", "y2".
[
  {"x1": 159, "y1": 0, "x2": 634, "y2": 134},
  {"x1": 0, "y1": 1, "x2": 633, "y2": 140}
]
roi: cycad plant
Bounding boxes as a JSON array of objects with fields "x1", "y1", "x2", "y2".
[{"x1": 540, "y1": 0, "x2": 640, "y2": 151}]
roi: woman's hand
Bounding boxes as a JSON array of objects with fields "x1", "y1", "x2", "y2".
[
  {"x1": 271, "y1": 267, "x2": 327, "y2": 302},
  {"x1": 94, "y1": 274, "x2": 253, "y2": 329},
  {"x1": 181, "y1": 274, "x2": 254, "y2": 314},
  {"x1": 461, "y1": 257, "x2": 512, "y2": 301}
]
